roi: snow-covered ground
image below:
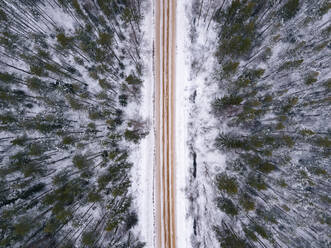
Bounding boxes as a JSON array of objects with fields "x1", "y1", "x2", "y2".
[
  {"x1": 133, "y1": 1, "x2": 226, "y2": 247},
  {"x1": 131, "y1": 0, "x2": 155, "y2": 247},
  {"x1": 175, "y1": 0, "x2": 194, "y2": 247},
  {"x1": 183, "y1": 1, "x2": 228, "y2": 247},
  {"x1": 134, "y1": 0, "x2": 194, "y2": 246},
  {"x1": 133, "y1": 1, "x2": 331, "y2": 247}
]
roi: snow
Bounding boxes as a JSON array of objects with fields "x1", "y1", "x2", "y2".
[
  {"x1": 1, "y1": 1, "x2": 149, "y2": 246},
  {"x1": 130, "y1": 1, "x2": 331, "y2": 247},
  {"x1": 175, "y1": 0, "x2": 193, "y2": 247},
  {"x1": 134, "y1": 0, "x2": 227, "y2": 247},
  {"x1": 132, "y1": 0, "x2": 195, "y2": 246},
  {"x1": 43, "y1": 4, "x2": 75, "y2": 31},
  {"x1": 181, "y1": 1, "x2": 229, "y2": 247},
  {"x1": 130, "y1": 0, "x2": 155, "y2": 247}
]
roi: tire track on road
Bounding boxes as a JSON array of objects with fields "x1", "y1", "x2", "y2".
[{"x1": 155, "y1": 0, "x2": 176, "y2": 247}]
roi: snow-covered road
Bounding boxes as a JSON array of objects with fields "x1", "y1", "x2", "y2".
[
  {"x1": 136, "y1": 0, "x2": 192, "y2": 247},
  {"x1": 155, "y1": 0, "x2": 177, "y2": 247}
]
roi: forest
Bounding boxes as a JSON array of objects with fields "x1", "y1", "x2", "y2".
[
  {"x1": 0, "y1": 0, "x2": 146, "y2": 247},
  {"x1": 190, "y1": 0, "x2": 330, "y2": 247}
]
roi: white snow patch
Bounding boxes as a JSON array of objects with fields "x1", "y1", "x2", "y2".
[
  {"x1": 130, "y1": 0, "x2": 155, "y2": 247},
  {"x1": 175, "y1": 1, "x2": 193, "y2": 247}
]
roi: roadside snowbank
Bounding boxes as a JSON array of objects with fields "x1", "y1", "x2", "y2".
[
  {"x1": 175, "y1": 1, "x2": 193, "y2": 247},
  {"x1": 130, "y1": 0, "x2": 155, "y2": 247}
]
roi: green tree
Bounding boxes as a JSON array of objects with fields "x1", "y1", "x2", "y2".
[
  {"x1": 281, "y1": 0, "x2": 300, "y2": 20},
  {"x1": 73, "y1": 154, "x2": 89, "y2": 169},
  {"x1": 240, "y1": 193, "x2": 255, "y2": 211},
  {"x1": 82, "y1": 230, "x2": 96, "y2": 246},
  {"x1": 14, "y1": 217, "x2": 33, "y2": 238},
  {"x1": 217, "y1": 174, "x2": 238, "y2": 195},
  {"x1": 217, "y1": 197, "x2": 238, "y2": 216}
]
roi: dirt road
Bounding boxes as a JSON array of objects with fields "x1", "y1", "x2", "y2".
[{"x1": 154, "y1": 0, "x2": 176, "y2": 247}]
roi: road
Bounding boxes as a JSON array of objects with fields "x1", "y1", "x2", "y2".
[{"x1": 154, "y1": 0, "x2": 176, "y2": 247}]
